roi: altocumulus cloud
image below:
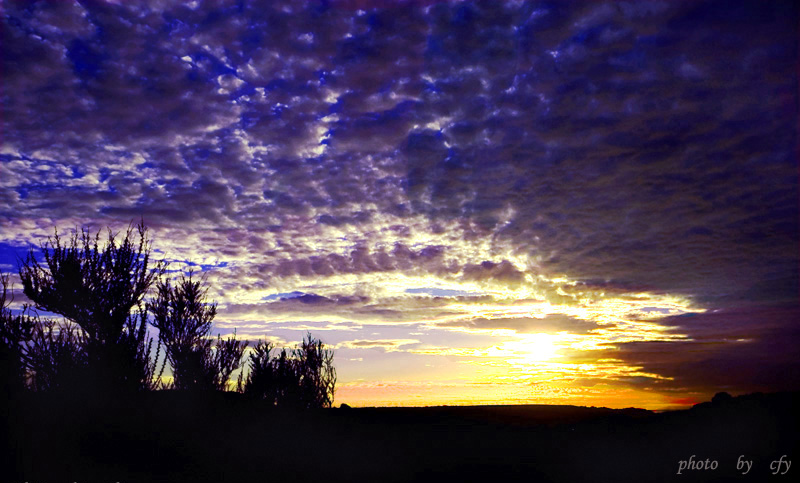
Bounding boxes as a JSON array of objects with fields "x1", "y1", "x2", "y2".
[{"x1": 2, "y1": 0, "x2": 797, "y2": 407}]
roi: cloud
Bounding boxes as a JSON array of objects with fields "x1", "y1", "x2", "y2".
[
  {"x1": 608, "y1": 304, "x2": 800, "y2": 393},
  {"x1": 2, "y1": 0, "x2": 797, "y2": 407},
  {"x1": 337, "y1": 339, "x2": 420, "y2": 352},
  {"x1": 437, "y1": 314, "x2": 600, "y2": 335},
  {"x1": 4, "y1": 0, "x2": 796, "y2": 308}
]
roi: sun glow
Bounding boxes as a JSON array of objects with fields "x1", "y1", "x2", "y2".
[{"x1": 502, "y1": 333, "x2": 563, "y2": 363}]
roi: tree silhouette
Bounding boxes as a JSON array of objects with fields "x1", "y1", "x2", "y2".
[
  {"x1": 2, "y1": 269, "x2": 91, "y2": 394},
  {"x1": 296, "y1": 333, "x2": 336, "y2": 408},
  {"x1": 243, "y1": 341, "x2": 298, "y2": 406},
  {"x1": 7, "y1": 221, "x2": 336, "y2": 407},
  {"x1": 149, "y1": 271, "x2": 247, "y2": 391},
  {"x1": 25, "y1": 318, "x2": 86, "y2": 392},
  {"x1": 1, "y1": 270, "x2": 35, "y2": 395},
  {"x1": 213, "y1": 331, "x2": 249, "y2": 391},
  {"x1": 244, "y1": 333, "x2": 336, "y2": 408},
  {"x1": 18, "y1": 222, "x2": 165, "y2": 393}
]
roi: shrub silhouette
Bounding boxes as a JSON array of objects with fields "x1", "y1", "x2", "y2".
[
  {"x1": 244, "y1": 333, "x2": 336, "y2": 408},
  {"x1": 296, "y1": 333, "x2": 336, "y2": 408},
  {"x1": 149, "y1": 270, "x2": 247, "y2": 391},
  {"x1": 18, "y1": 222, "x2": 165, "y2": 393},
  {"x1": 214, "y1": 331, "x2": 249, "y2": 391},
  {"x1": 25, "y1": 318, "x2": 86, "y2": 392},
  {"x1": 6, "y1": 221, "x2": 337, "y2": 408},
  {"x1": 1, "y1": 270, "x2": 93, "y2": 394},
  {"x1": 0, "y1": 270, "x2": 35, "y2": 395},
  {"x1": 243, "y1": 341, "x2": 298, "y2": 406}
]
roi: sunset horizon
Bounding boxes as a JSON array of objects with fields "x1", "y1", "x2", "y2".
[{"x1": 2, "y1": 0, "x2": 798, "y2": 413}]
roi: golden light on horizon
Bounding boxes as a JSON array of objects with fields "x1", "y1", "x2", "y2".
[{"x1": 211, "y1": 264, "x2": 709, "y2": 410}]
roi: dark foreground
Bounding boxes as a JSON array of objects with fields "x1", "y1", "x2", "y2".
[{"x1": 4, "y1": 391, "x2": 798, "y2": 482}]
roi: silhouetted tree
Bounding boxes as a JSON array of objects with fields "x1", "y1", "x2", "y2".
[
  {"x1": 18, "y1": 222, "x2": 165, "y2": 393},
  {"x1": 241, "y1": 340, "x2": 271, "y2": 399},
  {"x1": 1, "y1": 269, "x2": 91, "y2": 394},
  {"x1": 149, "y1": 271, "x2": 247, "y2": 391},
  {"x1": 213, "y1": 332, "x2": 249, "y2": 391},
  {"x1": 243, "y1": 341, "x2": 298, "y2": 406},
  {"x1": 0, "y1": 270, "x2": 35, "y2": 395},
  {"x1": 244, "y1": 333, "x2": 336, "y2": 408},
  {"x1": 25, "y1": 318, "x2": 86, "y2": 392},
  {"x1": 296, "y1": 333, "x2": 336, "y2": 408}
]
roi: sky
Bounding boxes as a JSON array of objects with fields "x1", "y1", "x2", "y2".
[{"x1": 1, "y1": 0, "x2": 798, "y2": 409}]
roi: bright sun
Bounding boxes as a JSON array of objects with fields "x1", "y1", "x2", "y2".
[{"x1": 506, "y1": 333, "x2": 563, "y2": 364}]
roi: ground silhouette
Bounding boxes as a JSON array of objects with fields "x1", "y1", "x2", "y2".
[{"x1": 6, "y1": 391, "x2": 797, "y2": 482}]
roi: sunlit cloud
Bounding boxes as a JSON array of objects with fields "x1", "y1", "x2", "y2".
[{"x1": 337, "y1": 339, "x2": 420, "y2": 352}]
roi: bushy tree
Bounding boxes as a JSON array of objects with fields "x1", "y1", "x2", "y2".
[
  {"x1": 244, "y1": 333, "x2": 336, "y2": 408},
  {"x1": 24, "y1": 318, "x2": 86, "y2": 392},
  {"x1": 2, "y1": 269, "x2": 92, "y2": 394},
  {"x1": 213, "y1": 332, "x2": 249, "y2": 391},
  {"x1": 296, "y1": 333, "x2": 336, "y2": 408},
  {"x1": 243, "y1": 341, "x2": 299, "y2": 406},
  {"x1": 6, "y1": 221, "x2": 337, "y2": 406},
  {"x1": 0, "y1": 270, "x2": 35, "y2": 394},
  {"x1": 18, "y1": 222, "x2": 165, "y2": 393},
  {"x1": 149, "y1": 271, "x2": 247, "y2": 391}
]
